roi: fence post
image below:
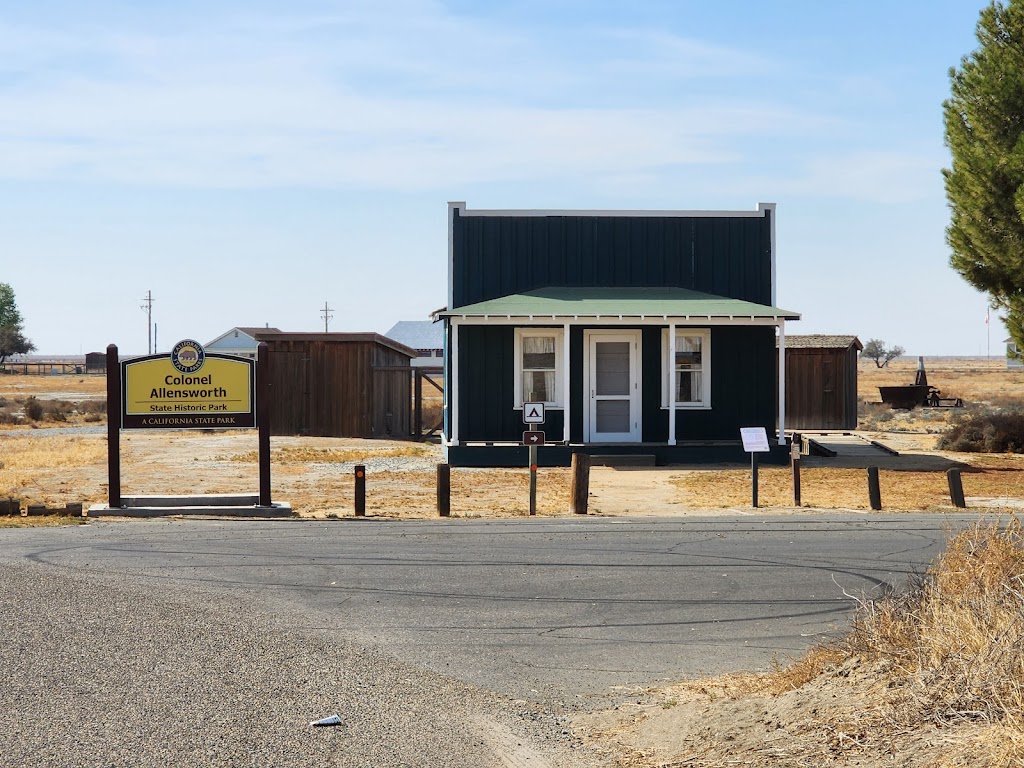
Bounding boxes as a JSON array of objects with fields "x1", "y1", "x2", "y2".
[
  {"x1": 791, "y1": 445, "x2": 802, "y2": 507},
  {"x1": 570, "y1": 453, "x2": 590, "y2": 515},
  {"x1": 354, "y1": 465, "x2": 366, "y2": 517},
  {"x1": 947, "y1": 468, "x2": 967, "y2": 509},
  {"x1": 437, "y1": 463, "x2": 451, "y2": 517},
  {"x1": 867, "y1": 466, "x2": 882, "y2": 511}
]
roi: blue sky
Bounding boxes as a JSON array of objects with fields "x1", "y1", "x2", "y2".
[{"x1": 0, "y1": 0, "x2": 1002, "y2": 355}]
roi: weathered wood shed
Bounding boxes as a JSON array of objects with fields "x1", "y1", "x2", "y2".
[
  {"x1": 779, "y1": 335, "x2": 862, "y2": 431},
  {"x1": 255, "y1": 332, "x2": 415, "y2": 438}
]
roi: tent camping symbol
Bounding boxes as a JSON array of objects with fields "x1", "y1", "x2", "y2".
[{"x1": 523, "y1": 402, "x2": 545, "y2": 424}]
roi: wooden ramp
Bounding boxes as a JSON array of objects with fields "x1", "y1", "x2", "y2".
[{"x1": 804, "y1": 433, "x2": 899, "y2": 459}]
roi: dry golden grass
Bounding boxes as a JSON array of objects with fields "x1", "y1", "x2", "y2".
[
  {"x1": 605, "y1": 521, "x2": 1024, "y2": 768},
  {"x1": 0, "y1": 515, "x2": 86, "y2": 528},
  {"x1": 0, "y1": 373, "x2": 106, "y2": 398},
  {"x1": 0, "y1": 436, "x2": 108, "y2": 508},
  {"x1": 859, "y1": 358, "x2": 1022, "y2": 409},
  {"x1": 834, "y1": 519, "x2": 1024, "y2": 764},
  {"x1": 671, "y1": 465, "x2": 1024, "y2": 510},
  {"x1": 222, "y1": 445, "x2": 434, "y2": 464}
]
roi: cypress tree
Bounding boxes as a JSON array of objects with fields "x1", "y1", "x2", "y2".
[{"x1": 944, "y1": 0, "x2": 1024, "y2": 351}]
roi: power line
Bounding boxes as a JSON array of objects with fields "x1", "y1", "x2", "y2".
[
  {"x1": 320, "y1": 301, "x2": 334, "y2": 332},
  {"x1": 140, "y1": 290, "x2": 154, "y2": 354}
]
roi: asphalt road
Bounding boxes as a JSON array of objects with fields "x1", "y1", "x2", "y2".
[{"x1": 0, "y1": 514, "x2": 987, "y2": 708}]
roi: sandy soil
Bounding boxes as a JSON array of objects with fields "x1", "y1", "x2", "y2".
[{"x1": 575, "y1": 657, "x2": 995, "y2": 767}]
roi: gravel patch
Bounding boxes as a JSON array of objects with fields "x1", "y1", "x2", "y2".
[{"x1": 0, "y1": 562, "x2": 601, "y2": 767}]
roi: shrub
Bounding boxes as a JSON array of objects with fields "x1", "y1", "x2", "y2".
[
  {"x1": 938, "y1": 411, "x2": 1024, "y2": 452},
  {"x1": 23, "y1": 397, "x2": 43, "y2": 421}
]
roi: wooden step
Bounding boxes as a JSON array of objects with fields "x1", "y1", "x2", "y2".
[{"x1": 590, "y1": 454, "x2": 657, "y2": 468}]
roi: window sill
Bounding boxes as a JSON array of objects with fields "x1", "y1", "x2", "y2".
[
  {"x1": 659, "y1": 404, "x2": 712, "y2": 410},
  {"x1": 514, "y1": 405, "x2": 564, "y2": 410}
]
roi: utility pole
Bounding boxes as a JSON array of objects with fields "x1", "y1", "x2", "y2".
[
  {"x1": 320, "y1": 301, "x2": 334, "y2": 333},
  {"x1": 140, "y1": 290, "x2": 154, "y2": 354}
]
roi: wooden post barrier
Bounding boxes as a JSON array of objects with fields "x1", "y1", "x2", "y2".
[
  {"x1": 570, "y1": 453, "x2": 590, "y2": 515},
  {"x1": 257, "y1": 342, "x2": 272, "y2": 507},
  {"x1": 867, "y1": 466, "x2": 882, "y2": 511},
  {"x1": 106, "y1": 344, "x2": 121, "y2": 509},
  {"x1": 354, "y1": 465, "x2": 366, "y2": 517},
  {"x1": 436, "y1": 463, "x2": 451, "y2": 517},
  {"x1": 947, "y1": 468, "x2": 967, "y2": 509},
  {"x1": 751, "y1": 452, "x2": 760, "y2": 508},
  {"x1": 791, "y1": 434, "x2": 802, "y2": 507},
  {"x1": 0, "y1": 498, "x2": 20, "y2": 516}
]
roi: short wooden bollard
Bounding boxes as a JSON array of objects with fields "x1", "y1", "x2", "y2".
[
  {"x1": 792, "y1": 454, "x2": 802, "y2": 507},
  {"x1": 947, "y1": 468, "x2": 967, "y2": 509},
  {"x1": 867, "y1": 466, "x2": 882, "y2": 511},
  {"x1": 354, "y1": 465, "x2": 366, "y2": 517},
  {"x1": 570, "y1": 453, "x2": 590, "y2": 515},
  {"x1": 0, "y1": 498, "x2": 20, "y2": 517},
  {"x1": 436, "y1": 463, "x2": 451, "y2": 517}
]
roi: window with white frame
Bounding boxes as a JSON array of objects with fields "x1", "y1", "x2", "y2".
[
  {"x1": 514, "y1": 328, "x2": 564, "y2": 407},
  {"x1": 661, "y1": 329, "x2": 711, "y2": 408}
]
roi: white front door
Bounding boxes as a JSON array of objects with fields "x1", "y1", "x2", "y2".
[{"x1": 585, "y1": 330, "x2": 641, "y2": 442}]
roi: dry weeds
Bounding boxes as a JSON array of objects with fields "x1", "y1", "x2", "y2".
[{"x1": 584, "y1": 521, "x2": 1024, "y2": 767}]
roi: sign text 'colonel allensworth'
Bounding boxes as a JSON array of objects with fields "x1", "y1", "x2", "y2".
[{"x1": 121, "y1": 339, "x2": 256, "y2": 430}]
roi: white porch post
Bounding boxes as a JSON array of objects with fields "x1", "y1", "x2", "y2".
[
  {"x1": 777, "y1": 320, "x2": 786, "y2": 446},
  {"x1": 450, "y1": 319, "x2": 460, "y2": 446},
  {"x1": 562, "y1": 323, "x2": 571, "y2": 444},
  {"x1": 668, "y1": 323, "x2": 677, "y2": 446}
]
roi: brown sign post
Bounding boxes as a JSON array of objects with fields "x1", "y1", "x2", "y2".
[{"x1": 102, "y1": 339, "x2": 275, "y2": 513}]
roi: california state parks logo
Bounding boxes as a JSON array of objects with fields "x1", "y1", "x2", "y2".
[{"x1": 171, "y1": 339, "x2": 205, "y2": 373}]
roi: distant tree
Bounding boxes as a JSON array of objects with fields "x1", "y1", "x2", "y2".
[
  {"x1": 863, "y1": 339, "x2": 905, "y2": 368},
  {"x1": 0, "y1": 283, "x2": 34, "y2": 365},
  {"x1": 944, "y1": 1, "x2": 1024, "y2": 353}
]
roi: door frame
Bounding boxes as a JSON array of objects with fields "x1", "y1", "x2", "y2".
[{"x1": 583, "y1": 329, "x2": 642, "y2": 443}]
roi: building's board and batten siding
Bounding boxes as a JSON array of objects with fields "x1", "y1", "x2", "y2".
[
  {"x1": 258, "y1": 334, "x2": 412, "y2": 438},
  {"x1": 455, "y1": 324, "x2": 775, "y2": 443},
  {"x1": 451, "y1": 212, "x2": 772, "y2": 309},
  {"x1": 783, "y1": 347, "x2": 860, "y2": 431}
]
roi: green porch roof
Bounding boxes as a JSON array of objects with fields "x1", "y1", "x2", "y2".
[{"x1": 438, "y1": 287, "x2": 800, "y2": 321}]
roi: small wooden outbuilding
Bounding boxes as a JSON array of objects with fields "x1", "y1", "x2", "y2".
[
  {"x1": 255, "y1": 332, "x2": 415, "y2": 438},
  {"x1": 779, "y1": 335, "x2": 862, "y2": 431}
]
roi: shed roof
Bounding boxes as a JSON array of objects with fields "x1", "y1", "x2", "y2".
[
  {"x1": 778, "y1": 335, "x2": 862, "y2": 351},
  {"x1": 254, "y1": 331, "x2": 416, "y2": 358},
  {"x1": 206, "y1": 326, "x2": 282, "y2": 347},
  {"x1": 436, "y1": 286, "x2": 800, "y2": 321},
  {"x1": 384, "y1": 320, "x2": 443, "y2": 349}
]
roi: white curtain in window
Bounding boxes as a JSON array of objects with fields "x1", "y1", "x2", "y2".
[
  {"x1": 523, "y1": 335, "x2": 556, "y2": 401},
  {"x1": 675, "y1": 335, "x2": 703, "y2": 403}
]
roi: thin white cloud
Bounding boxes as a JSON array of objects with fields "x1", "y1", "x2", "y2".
[{"x1": 0, "y1": 3, "x2": 887, "y2": 193}]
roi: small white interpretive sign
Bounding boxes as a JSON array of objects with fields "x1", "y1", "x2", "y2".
[{"x1": 739, "y1": 426, "x2": 771, "y2": 453}]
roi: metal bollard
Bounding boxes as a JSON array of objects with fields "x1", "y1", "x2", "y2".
[
  {"x1": 354, "y1": 464, "x2": 366, "y2": 517},
  {"x1": 437, "y1": 463, "x2": 451, "y2": 517}
]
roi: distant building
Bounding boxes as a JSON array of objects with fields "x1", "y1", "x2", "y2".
[
  {"x1": 384, "y1": 320, "x2": 443, "y2": 367},
  {"x1": 205, "y1": 326, "x2": 282, "y2": 360}
]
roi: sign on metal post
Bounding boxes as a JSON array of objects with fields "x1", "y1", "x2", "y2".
[
  {"x1": 523, "y1": 402, "x2": 545, "y2": 424},
  {"x1": 523, "y1": 403, "x2": 545, "y2": 515},
  {"x1": 740, "y1": 427, "x2": 770, "y2": 508},
  {"x1": 522, "y1": 431, "x2": 545, "y2": 446}
]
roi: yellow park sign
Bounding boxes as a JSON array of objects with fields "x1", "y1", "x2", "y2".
[{"x1": 121, "y1": 340, "x2": 256, "y2": 430}]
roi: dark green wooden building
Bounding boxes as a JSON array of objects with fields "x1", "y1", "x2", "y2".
[{"x1": 435, "y1": 202, "x2": 801, "y2": 466}]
